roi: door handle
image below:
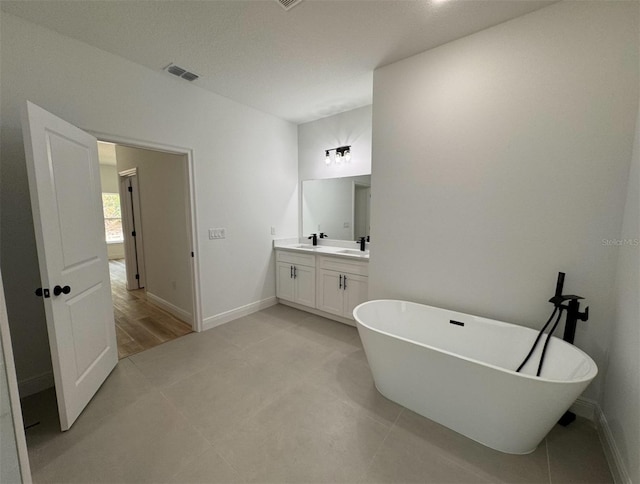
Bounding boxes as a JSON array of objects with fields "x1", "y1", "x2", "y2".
[
  {"x1": 290, "y1": 265, "x2": 293, "y2": 278},
  {"x1": 35, "y1": 287, "x2": 50, "y2": 298},
  {"x1": 339, "y1": 275, "x2": 342, "y2": 289},
  {"x1": 343, "y1": 275, "x2": 347, "y2": 290},
  {"x1": 53, "y1": 285, "x2": 71, "y2": 296},
  {"x1": 293, "y1": 266, "x2": 297, "y2": 279}
]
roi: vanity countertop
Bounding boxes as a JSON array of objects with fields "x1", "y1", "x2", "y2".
[{"x1": 275, "y1": 243, "x2": 369, "y2": 261}]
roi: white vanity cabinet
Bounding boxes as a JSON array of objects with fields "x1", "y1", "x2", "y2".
[
  {"x1": 316, "y1": 256, "x2": 368, "y2": 320},
  {"x1": 275, "y1": 247, "x2": 369, "y2": 324},
  {"x1": 275, "y1": 250, "x2": 316, "y2": 308}
]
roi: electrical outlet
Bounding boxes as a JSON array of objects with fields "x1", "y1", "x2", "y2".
[
  {"x1": 208, "y1": 229, "x2": 215, "y2": 240},
  {"x1": 343, "y1": 222, "x2": 350, "y2": 228},
  {"x1": 271, "y1": 226, "x2": 276, "y2": 236}
]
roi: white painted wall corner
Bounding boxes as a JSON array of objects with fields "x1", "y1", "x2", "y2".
[
  {"x1": 596, "y1": 406, "x2": 633, "y2": 484},
  {"x1": 146, "y1": 292, "x2": 193, "y2": 326},
  {"x1": 571, "y1": 397, "x2": 631, "y2": 484}
]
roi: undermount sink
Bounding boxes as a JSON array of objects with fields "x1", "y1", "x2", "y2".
[
  {"x1": 292, "y1": 244, "x2": 319, "y2": 249},
  {"x1": 337, "y1": 249, "x2": 369, "y2": 256}
]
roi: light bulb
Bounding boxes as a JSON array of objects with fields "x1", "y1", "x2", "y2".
[
  {"x1": 335, "y1": 152, "x2": 342, "y2": 164},
  {"x1": 325, "y1": 151, "x2": 331, "y2": 165},
  {"x1": 345, "y1": 149, "x2": 351, "y2": 162}
]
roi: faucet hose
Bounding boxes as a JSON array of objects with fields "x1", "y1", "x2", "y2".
[
  {"x1": 535, "y1": 307, "x2": 565, "y2": 376},
  {"x1": 516, "y1": 306, "x2": 559, "y2": 373}
]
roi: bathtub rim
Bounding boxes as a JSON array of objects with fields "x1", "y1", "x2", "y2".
[{"x1": 353, "y1": 299, "x2": 598, "y2": 385}]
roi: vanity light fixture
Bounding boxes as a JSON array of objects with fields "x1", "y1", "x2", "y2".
[{"x1": 324, "y1": 145, "x2": 351, "y2": 166}]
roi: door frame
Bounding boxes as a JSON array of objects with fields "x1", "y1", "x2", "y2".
[
  {"x1": 118, "y1": 169, "x2": 146, "y2": 291},
  {"x1": 89, "y1": 130, "x2": 202, "y2": 332},
  {"x1": 0, "y1": 270, "x2": 32, "y2": 483}
]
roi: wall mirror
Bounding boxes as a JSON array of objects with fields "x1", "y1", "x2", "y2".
[{"x1": 302, "y1": 175, "x2": 371, "y2": 242}]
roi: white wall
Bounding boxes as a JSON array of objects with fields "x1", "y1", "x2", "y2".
[
  {"x1": 370, "y1": 0, "x2": 638, "y2": 404},
  {"x1": 298, "y1": 105, "x2": 372, "y2": 181},
  {"x1": 99, "y1": 164, "x2": 119, "y2": 193},
  {"x1": 0, "y1": 13, "x2": 298, "y2": 391},
  {"x1": 603, "y1": 101, "x2": 639, "y2": 484},
  {"x1": 298, "y1": 106, "x2": 372, "y2": 243},
  {"x1": 99, "y1": 164, "x2": 125, "y2": 259},
  {"x1": 115, "y1": 145, "x2": 192, "y2": 320}
]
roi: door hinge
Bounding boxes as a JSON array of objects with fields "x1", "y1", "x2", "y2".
[
  {"x1": 135, "y1": 274, "x2": 140, "y2": 280},
  {"x1": 132, "y1": 231, "x2": 136, "y2": 237},
  {"x1": 128, "y1": 186, "x2": 132, "y2": 192},
  {"x1": 191, "y1": 251, "x2": 194, "y2": 257}
]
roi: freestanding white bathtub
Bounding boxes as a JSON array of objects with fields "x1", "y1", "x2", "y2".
[{"x1": 353, "y1": 299, "x2": 597, "y2": 454}]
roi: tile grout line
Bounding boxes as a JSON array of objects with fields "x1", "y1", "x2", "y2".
[
  {"x1": 301, "y1": 350, "x2": 401, "y2": 431},
  {"x1": 358, "y1": 407, "x2": 405, "y2": 480},
  {"x1": 153, "y1": 348, "x2": 311, "y2": 481},
  {"x1": 155, "y1": 389, "x2": 234, "y2": 481},
  {"x1": 160, "y1": 381, "x2": 246, "y2": 482},
  {"x1": 546, "y1": 437, "x2": 553, "y2": 484}
]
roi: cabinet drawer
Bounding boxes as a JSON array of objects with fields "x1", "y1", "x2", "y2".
[
  {"x1": 276, "y1": 250, "x2": 316, "y2": 267},
  {"x1": 317, "y1": 256, "x2": 369, "y2": 276}
]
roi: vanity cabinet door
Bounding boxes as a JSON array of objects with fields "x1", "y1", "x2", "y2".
[
  {"x1": 293, "y1": 265, "x2": 316, "y2": 308},
  {"x1": 316, "y1": 269, "x2": 344, "y2": 317},
  {"x1": 276, "y1": 262, "x2": 295, "y2": 302},
  {"x1": 343, "y1": 274, "x2": 368, "y2": 319}
]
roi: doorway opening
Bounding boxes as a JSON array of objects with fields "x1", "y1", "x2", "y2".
[{"x1": 98, "y1": 141, "x2": 194, "y2": 358}]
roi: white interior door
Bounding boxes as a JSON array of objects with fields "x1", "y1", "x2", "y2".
[{"x1": 22, "y1": 101, "x2": 118, "y2": 431}]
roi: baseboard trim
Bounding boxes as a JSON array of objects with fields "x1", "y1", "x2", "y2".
[
  {"x1": 595, "y1": 404, "x2": 632, "y2": 484},
  {"x1": 202, "y1": 296, "x2": 277, "y2": 331},
  {"x1": 18, "y1": 371, "x2": 54, "y2": 398},
  {"x1": 146, "y1": 292, "x2": 193, "y2": 326},
  {"x1": 569, "y1": 396, "x2": 631, "y2": 484},
  {"x1": 570, "y1": 395, "x2": 597, "y2": 421}
]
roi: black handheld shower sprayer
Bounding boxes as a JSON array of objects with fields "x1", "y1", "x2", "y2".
[
  {"x1": 515, "y1": 272, "x2": 589, "y2": 426},
  {"x1": 548, "y1": 272, "x2": 590, "y2": 344},
  {"x1": 516, "y1": 272, "x2": 589, "y2": 374}
]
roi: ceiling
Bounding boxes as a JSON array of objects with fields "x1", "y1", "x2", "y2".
[{"x1": 1, "y1": 0, "x2": 554, "y2": 124}]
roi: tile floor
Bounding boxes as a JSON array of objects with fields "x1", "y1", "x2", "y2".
[{"x1": 21, "y1": 304, "x2": 613, "y2": 483}]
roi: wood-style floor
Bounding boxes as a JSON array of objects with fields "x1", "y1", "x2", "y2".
[{"x1": 109, "y1": 259, "x2": 192, "y2": 359}]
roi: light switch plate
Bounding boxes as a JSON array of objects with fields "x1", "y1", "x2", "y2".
[{"x1": 209, "y1": 228, "x2": 226, "y2": 239}]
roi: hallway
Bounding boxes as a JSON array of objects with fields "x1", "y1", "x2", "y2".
[{"x1": 109, "y1": 259, "x2": 192, "y2": 359}]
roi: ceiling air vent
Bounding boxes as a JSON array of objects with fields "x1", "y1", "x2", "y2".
[
  {"x1": 163, "y1": 63, "x2": 199, "y2": 82},
  {"x1": 180, "y1": 71, "x2": 199, "y2": 82},
  {"x1": 276, "y1": 0, "x2": 303, "y2": 11}
]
